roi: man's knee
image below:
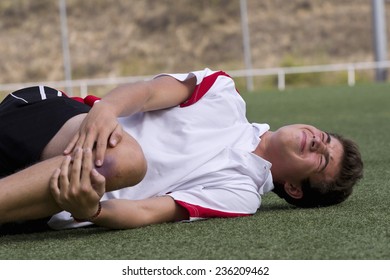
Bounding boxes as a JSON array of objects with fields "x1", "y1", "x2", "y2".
[{"x1": 96, "y1": 134, "x2": 147, "y2": 191}]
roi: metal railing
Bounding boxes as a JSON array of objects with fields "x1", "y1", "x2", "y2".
[{"x1": 1, "y1": 61, "x2": 389, "y2": 96}]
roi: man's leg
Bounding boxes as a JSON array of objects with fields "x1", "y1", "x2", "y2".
[
  {"x1": 0, "y1": 119, "x2": 147, "y2": 224},
  {"x1": 0, "y1": 156, "x2": 65, "y2": 223},
  {"x1": 42, "y1": 112, "x2": 147, "y2": 191}
]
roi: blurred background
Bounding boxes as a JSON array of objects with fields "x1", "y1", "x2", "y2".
[{"x1": 0, "y1": 0, "x2": 389, "y2": 96}]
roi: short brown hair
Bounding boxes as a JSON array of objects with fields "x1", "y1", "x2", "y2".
[{"x1": 273, "y1": 133, "x2": 363, "y2": 208}]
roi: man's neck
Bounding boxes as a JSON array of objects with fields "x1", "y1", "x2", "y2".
[
  {"x1": 253, "y1": 130, "x2": 286, "y2": 185},
  {"x1": 252, "y1": 131, "x2": 272, "y2": 159}
]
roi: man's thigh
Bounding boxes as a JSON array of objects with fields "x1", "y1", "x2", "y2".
[{"x1": 41, "y1": 113, "x2": 87, "y2": 160}]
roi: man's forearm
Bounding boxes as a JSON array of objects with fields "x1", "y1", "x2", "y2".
[
  {"x1": 100, "y1": 76, "x2": 196, "y2": 117},
  {"x1": 89, "y1": 197, "x2": 188, "y2": 229},
  {"x1": 100, "y1": 81, "x2": 153, "y2": 118}
]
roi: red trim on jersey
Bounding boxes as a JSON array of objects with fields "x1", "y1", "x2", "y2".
[
  {"x1": 175, "y1": 200, "x2": 251, "y2": 219},
  {"x1": 180, "y1": 71, "x2": 234, "y2": 108},
  {"x1": 84, "y1": 95, "x2": 101, "y2": 107},
  {"x1": 71, "y1": 95, "x2": 101, "y2": 107}
]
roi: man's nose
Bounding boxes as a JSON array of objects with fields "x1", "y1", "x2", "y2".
[{"x1": 310, "y1": 136, "x2": 326, "y2": 153}]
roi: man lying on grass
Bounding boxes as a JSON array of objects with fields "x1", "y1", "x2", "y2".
[{"x1": 0, "y1": 69, "x2": 363, "y2": 230}]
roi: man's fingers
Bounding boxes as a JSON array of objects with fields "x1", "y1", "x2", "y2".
[
  {"x1": 96, "y1": 124, "x2": 123, "y2": 166},
  {"x1": 81, "y1": 148, "x2": 94, "y2": 182},
  {"x1": 49, "y1": 168, "x2": 61, "y2": 199},
  {"x1": 70, "y1": 148, "x2": 83, "y2": 186},
  {"x1": 95, "y1": 136, "x2": 108, "y2": 167},
  {"x1": 109, "y1": 124, "x2": 123, "y2": 147},
  {"x1": 59, "y1": 155, "x2": 71, "y2": 193},
  {"x1": 63, "y1": 133, "x2": 80, "y2": 155},
  {"x1": 79, "y1": 149, "x2": 105, "y2": 201},
  {"x1": 91, "y1": 168, "x2": 106, "y2": 197}
]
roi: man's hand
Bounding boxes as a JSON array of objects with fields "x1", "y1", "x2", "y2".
[
  {"x1": 64, "y1": 101, "x2": 123, "y2": 166},
  {"x1": 50, "y1": 148, "x2": 106, "y2": 220}
]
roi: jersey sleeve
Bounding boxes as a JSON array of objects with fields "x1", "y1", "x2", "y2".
[
  {"x1": 155, "y1": 68, "x2": 239, "y2": 108},
  {"x1": 167, "y1": 183, "x2": 261, "y2": 221}
]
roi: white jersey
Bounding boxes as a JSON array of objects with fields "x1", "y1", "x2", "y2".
[{"x1": 49, "y1": 68, "x2": 274, "y2": 229}]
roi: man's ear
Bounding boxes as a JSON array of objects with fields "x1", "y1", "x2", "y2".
[{"x1": 283, "y1": 182, "x2": 303, "y2": 199}]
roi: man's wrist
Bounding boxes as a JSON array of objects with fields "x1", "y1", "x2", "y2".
[
  {"x1": 94, "y1": 99, "x2": 120, "y2": 117},
  {"x1": 72, "y1": 202, "x2": 102, "y2": 223}
]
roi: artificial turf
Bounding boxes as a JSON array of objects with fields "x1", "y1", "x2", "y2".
[{"x1": 0, "y1": 82, "x2": 389, "y2": 260}]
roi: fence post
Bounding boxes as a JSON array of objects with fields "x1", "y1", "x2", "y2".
[
  {"x1": 278, "y1": 70, "x2": 285, "y2": 91},
  {"x1": 348, "y1": 64, "x2": 356, "y2": 86},
  {"x1": 372, "y1": 0, "x2": 388, "y2": 81},
  {"x1": 59, "y1": 0, "x2": 73, "y2": 94},
  {"x1": 80, "y1": 83, "x2": 88, "y2": 97},
  {"x1": 240, "y1": 0, "x2": 254, "y2": 92}
]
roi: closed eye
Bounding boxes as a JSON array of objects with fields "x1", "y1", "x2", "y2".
[
  {"x1": 325, "y1": 132, "x2": 331, "y2": 144},
  {"x1": 312, "y1": 131, "x2": 331, "y2": 172},
  {"x1": 318, "y1": 132, "x2": 331, "y2": 172},
  {"x1": 319, "y1": 155, "x2": 327, "y2": 172}
]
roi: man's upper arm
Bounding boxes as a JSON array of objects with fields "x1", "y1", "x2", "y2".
[
  {"x1": 139, "y1": 196, "x2": 189, "y2": 224},
  {"x1": 141, "y1": 75, "x2": 196, "y2": 112}
]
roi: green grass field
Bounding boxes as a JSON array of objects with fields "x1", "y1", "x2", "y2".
[{"x1": 0, "y1": 83, "x2": 389, "y2": 260}]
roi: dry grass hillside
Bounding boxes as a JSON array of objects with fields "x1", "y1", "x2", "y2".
[{"x1": 0, "y1": 0, "x2": 388, "y2": 85}]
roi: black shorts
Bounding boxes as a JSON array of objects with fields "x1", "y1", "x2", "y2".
[{"x1": 0, "y1": 86, "x2": 91, "y2": 178}]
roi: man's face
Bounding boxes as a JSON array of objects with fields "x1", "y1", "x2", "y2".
[{"x1": 265, "y1": 124, "x2": 343, "y2": 186}]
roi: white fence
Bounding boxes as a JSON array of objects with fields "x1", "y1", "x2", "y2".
[
  {"x1": 1, "y1": 61, "x2": 389, "y2": 96},
  {"x1": 228, "y1": 60, "x2": 390, "y2": 91}
]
